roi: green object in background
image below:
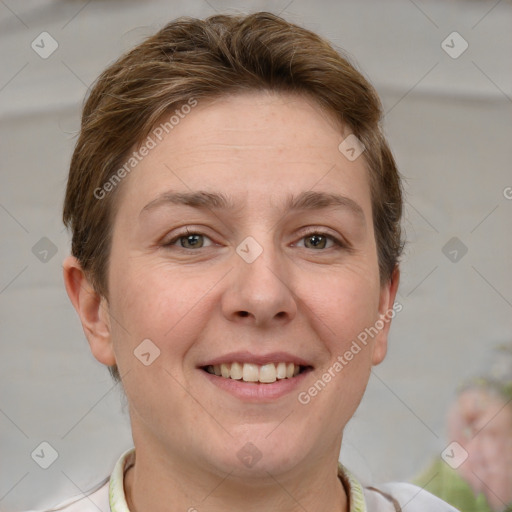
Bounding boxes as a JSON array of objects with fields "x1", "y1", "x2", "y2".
[{"x1": 413, "y1": 459, "x2": 492, "y2": 512}]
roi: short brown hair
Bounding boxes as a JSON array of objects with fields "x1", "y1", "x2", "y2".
[{"x1": 63, "y1": 12, "x2": 404, "y2": 381}]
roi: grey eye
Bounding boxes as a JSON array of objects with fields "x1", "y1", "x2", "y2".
[
  {"x1": 304, "y1": 234, "x2": 328, "y2": 249},
  {"x1": 179, "y1": 234, "x2": 205, "y2": 248}
]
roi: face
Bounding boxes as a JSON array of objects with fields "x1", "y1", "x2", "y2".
[
  {"x1": 70, "y1": 91, "x2": 398, "y2": 478},
  {"x1": 448, "y1": 388, "x2": 512, "y2": 508}
]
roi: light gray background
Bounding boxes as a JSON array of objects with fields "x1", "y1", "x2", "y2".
[{"x1": 1, "y1": 0, "x2": 511, "y2": 510}]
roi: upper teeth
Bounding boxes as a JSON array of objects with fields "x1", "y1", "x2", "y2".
[{"x1": 205, "y1": 362, "x2": 301, "y2": 383}]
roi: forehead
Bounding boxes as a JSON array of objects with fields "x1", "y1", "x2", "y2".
[{"x1": 116, "y1": 91, "x2": 372, "y2": 218}]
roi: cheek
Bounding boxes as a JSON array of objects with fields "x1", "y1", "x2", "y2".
[
  {"x1": 297, "y1": 268, "x2": 381, "y2": 399},
  {"x1": 310, "y1": 267, "x2": 381, "y2": 341},
  {"x1": 108, "y1": 258, "x2": 222, "y2": 363}
]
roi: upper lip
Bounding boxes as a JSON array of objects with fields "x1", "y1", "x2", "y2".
[{"x1": 198, "y1": 351, "x2": 313, "y2": 368}]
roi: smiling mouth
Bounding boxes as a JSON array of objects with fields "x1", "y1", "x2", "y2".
[{"x1": 202, "y1": 362, "x2": 312, "y2": 384}]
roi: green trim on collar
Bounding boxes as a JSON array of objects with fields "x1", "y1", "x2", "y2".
[
  {"x1": 109, "y1": 449, "x2": 367, "y2": 512},
  {"x1": 338, "y1": 462, "x2": 368, "y2": 512}
]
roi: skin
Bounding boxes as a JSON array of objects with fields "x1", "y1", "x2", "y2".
[
  {"x1": 63, "y1": 91, "x2": 399, "y2": 512},
  {"x1": 448, "y1": 387, "x2": 512, "y2": 511}
]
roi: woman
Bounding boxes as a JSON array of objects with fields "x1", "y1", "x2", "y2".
[
  {"x1": 57, "y1": 12, "x2": 457, "y2": 512},
  {"x1": 414, "y1": 345, "x2": 512, "y2": 512}
]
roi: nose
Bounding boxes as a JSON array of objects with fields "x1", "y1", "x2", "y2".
[{"x1": 220, "y1": 238, "x2": 297, "y2": 328}]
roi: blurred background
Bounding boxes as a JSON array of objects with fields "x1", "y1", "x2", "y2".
[{"x1": 1, "y1": 0, "x2": 511, "y2": 510}]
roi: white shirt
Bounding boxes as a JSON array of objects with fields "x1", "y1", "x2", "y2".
[{"x1": 31, "y1": 448, "x2": 459, "y2": 512}]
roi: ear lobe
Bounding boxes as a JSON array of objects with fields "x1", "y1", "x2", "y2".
[
  {"x1": 62, "y1": 255, "x2": 116, "y2": 367},
  {"x1": 372, "y1": 266, "x2": 400, "y2": 366}
]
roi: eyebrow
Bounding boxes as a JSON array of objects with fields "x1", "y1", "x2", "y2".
[{"x1": 139, "y1": 190, "x2": 365, "y2": 222}]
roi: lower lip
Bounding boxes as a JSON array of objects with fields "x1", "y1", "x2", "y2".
[{"x1": 200, "y1": 368, "x2": 311, "y2": 401}]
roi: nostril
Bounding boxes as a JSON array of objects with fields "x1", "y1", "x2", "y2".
[{"x1": 239, "y1": 311, "x2": 249, "y2": 317}]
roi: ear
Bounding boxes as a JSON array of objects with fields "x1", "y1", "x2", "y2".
[
  {"x1": 62, "y1": 255, "x2": 116, "y2": 366},
  {"x1": 371, "y1": 266, "x2": 400, "y2": 366}
]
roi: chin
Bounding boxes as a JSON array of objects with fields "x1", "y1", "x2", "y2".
[{"x1": 204, "y1": 430, "x2": 304, "y2": 477}]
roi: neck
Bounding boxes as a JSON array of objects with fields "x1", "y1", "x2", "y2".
[{"x1": 124, "y1": 448, "x2": 348, "y2": 512}]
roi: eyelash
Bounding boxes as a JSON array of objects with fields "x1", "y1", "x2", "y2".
[{"x1": 162, "y1": 228, "x2": 346, "y2": 251}]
